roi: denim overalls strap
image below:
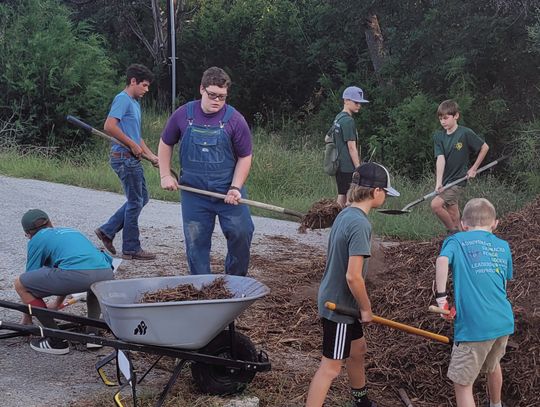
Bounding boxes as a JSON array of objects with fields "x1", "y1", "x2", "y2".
[{"x1": 180, "y1": 101, "x2": 237, "y2": 193}]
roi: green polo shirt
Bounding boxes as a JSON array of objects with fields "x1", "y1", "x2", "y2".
[{"x1": 433, "y1": 126, "x2": 485, "y2": 185}]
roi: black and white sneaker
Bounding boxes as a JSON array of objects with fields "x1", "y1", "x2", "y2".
[{"x1": 30, "y1": 337, "x2": 69, "y2": 355}]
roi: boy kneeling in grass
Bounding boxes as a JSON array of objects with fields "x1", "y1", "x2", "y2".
[
  {"x1": 306, "y1": 163, "x2": 399, "y2": 407},
  {"x1": 434, "y1": 198, "x2": 514, "y2": 407}
]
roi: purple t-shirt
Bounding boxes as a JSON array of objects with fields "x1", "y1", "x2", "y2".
[{"x1": 161, "y1": 100, "x2": 253, "y2": 158}]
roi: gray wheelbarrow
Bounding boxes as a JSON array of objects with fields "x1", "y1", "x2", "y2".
[
  {"x1": 377, "y1": 155, "x2": 508, "y2": 215},
  {"x1": 91, "y1": 274, "x2": 269, "y2": 350}
]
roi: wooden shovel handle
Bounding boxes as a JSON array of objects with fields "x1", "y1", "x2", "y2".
[{"x1": 325, "y1": 301, "x2": 451, "y2": 345}]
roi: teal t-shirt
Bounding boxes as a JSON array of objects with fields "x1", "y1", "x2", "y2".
[
  {"x1": 432, "y1": 126, "x2": 484, "y2": 185},
  {"x1": 318, "y1": 207, "x2": 371, "y2": 324},
  {"x1": 109, "y1": 90, "x2": 142, "y2": 153},
  {"x1": 26, "y1": 227, "x2": 113, "y2": 272},
  {"x1": 440, "y1": 230, "x2": 514, "y2": 342},
  {"x1": 334, "y1": 112, "x2": 358, "y2": 173}
]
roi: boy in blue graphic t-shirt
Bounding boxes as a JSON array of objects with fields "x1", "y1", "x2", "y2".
[{"x1": 434, "y1": 198, "x2": 514, "y2": 407}]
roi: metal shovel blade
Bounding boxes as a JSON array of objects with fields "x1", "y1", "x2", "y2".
[
  {"x1": 376, "y1": 208, "x2": 411, "y2": 215},
  {"x1": 377, "y1": 156, "x2": 509, "y2": 216}
]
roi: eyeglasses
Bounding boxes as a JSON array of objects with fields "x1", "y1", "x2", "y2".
[{"x1": 204, "y1": 88, "x2": 227, "y2": 101}]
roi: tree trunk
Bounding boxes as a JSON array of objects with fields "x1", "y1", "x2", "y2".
[{"x1": 365, "y1": 13, "x2": 390, "y2": 85}]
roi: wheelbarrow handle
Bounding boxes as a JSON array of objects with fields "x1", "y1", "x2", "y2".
[
  {"x1": 179, "y1": 185, "x2": 305, "y2": 219},
  {"x1": 403, "y1": 155, "x2": 509, "y2": 211},
  {"x1": 66, "y1": 115, "x2": 179, "y2": 179},
  {"x1": 324, "y1": 301, "x2": 451, "y2": 345}
]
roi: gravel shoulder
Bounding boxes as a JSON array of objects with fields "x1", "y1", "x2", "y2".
[{"x1": 0, "y1": 175, "x2": 329, "y2": 407}]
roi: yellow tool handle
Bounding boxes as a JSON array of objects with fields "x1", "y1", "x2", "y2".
[{"x1": 325, "y1": 301, "x2": 451, "y2": 344}]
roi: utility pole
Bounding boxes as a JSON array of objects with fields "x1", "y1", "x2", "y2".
[{"x1": 167, "y1": 0, "x2": 177, "y2": 113}]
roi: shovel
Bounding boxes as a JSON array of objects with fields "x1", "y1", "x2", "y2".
[
  {"x1": 66, "y1": 115, "x2": 179, "y2": 179},
  {"x1": 66, "y1": 116, "x2": 304, "y2": 219},
  {"x1": 179, "y1": 185, "x2": 305, "y2": 219},
  {"x1": 377, "y1": 155, "x2": 508, "y2": 215},
  {"x1": 325, "y1": 301, "x2": 451, "y2": 344}
]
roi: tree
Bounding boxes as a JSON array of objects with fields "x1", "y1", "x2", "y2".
[{"x1": 0, "y1": 0, "x2": 116, "y2": 148}]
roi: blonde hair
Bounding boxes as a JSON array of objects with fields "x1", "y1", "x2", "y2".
[
  {"x1": 462, "y1": 198, "x2": 496, "y2": 227},
  {"x1": 347, "y1": 184, "x2": 375, "y2": 203}
]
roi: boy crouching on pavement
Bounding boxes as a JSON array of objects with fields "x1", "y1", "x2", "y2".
[
  {"x1": 306, "y1": 163, "x2": 400, "y2": 407},
  {"x1": 434, "y1": 198, "x2": 514, "y2": 407},
  {"x1": 14, "y1": 209, "x2": 114, "y2": 355}
]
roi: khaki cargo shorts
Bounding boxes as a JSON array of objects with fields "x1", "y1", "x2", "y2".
[
  {"x1": 438, "y1": 185, "x2": 464, "y2": 207},
  {"x1": 447, "y1": 336, "x2": 509, "y2": 386}
]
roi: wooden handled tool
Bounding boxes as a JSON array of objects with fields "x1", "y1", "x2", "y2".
[
  {"x1": 66, "y1": 115, "x2": 179, "y2": 179},
  {"x1": 428, "y1": 305, "x2": 451, "y2": 315},
  {"x1": 325, "y1": 301, "x2": 451, "y2": 345}
]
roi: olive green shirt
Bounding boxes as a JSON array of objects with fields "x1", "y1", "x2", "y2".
[
  {"x1": 334, "y1": 112, "x2": 358, "y2": 173},
  {"x1": 433, "y1": 126, "x2": 485, "y2": 186}
]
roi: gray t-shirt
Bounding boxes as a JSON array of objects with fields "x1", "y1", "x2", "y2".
[{"x1": 318, "y1": 206, "x2": 372, "y2": 324}]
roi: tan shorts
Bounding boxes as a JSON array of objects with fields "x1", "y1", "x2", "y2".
[
  {"x1": 447, "y1": 336, "x2": 509, "y2": 386},
  {"x1": 438, "y1": 185, "x2": 464, "y2": 207}
]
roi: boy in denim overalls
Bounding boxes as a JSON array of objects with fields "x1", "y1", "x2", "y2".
[{"x1": 158, "y1": 67, "x2": 254, "y2": 276}]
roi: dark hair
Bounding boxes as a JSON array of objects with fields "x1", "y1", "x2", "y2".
[
  {"x1": 126, "y1": 64, "x2": 154, "y2": 85},
  {"x1": 437, "y1": 99, "x2": 459, "y2": 117},
  {"x1": 201, "y1": 67, "x2": 232, "y2": 89}
]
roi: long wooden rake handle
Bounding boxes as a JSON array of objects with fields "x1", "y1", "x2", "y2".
[
  {"x1": 179, "y1": 185, "x2": 305, "y2": 219},
  {"x1": 66, "y1": 115, "x2": 179, "y2": 179},
  {"x1": 325, "y1": 301, "x2": 451, "y2": 345}
]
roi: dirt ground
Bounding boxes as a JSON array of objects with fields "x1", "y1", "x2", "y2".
[{"x1": 1, "y1": 176, "x2": 537, "y2": 407}]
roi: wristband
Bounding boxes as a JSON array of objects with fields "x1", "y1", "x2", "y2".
[
  {"x1": 229, "y1": 186, "x2": 241, "y2": 192},
  {"x1": 435, "y1": 291, "x2": 447, "y2": 298}
]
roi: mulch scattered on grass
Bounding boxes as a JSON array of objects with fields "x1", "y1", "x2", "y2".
[
  {"x1": 241, "y1": 196, "x2": 540, "y2": 407},
  {"x1": 298, "y1": 198, "x2": 342, "y2": 232},
  {"x1": 138, "y1": 277, "x2": 234, "y2": 303}
]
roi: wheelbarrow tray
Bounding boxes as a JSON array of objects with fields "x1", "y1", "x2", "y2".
[{"x1": 91, "y1": 275, "x2": 269, "y2": 350}]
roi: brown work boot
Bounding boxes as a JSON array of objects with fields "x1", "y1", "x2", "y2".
[
  {"x1": 122, "y1": 249, "x2": 156, "y2": 260},
  {"x1": 94, "y1": 228, "x2": 116, "y2": 255}
]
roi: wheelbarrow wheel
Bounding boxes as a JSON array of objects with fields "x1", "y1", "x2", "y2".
[{"x1": 191, "y1": 330, "x2": 258, "y2": 395}]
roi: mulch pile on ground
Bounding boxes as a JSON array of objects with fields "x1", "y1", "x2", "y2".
[
  {"x1": 240, "y1": 197, "x2": 539, "y2": 406},
  {"x1": 139, "y1": 277, "x2": 234, "y2": 303},
  {"x1": 299, "y1": 198, "x2": 342, "y2": 233}
]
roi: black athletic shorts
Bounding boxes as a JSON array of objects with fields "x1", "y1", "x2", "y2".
[
  {"x1": 335, "y1": 171, "x2": 353, "y2": 195},
  {"x1": 322, "y1": 317, "x2": 364, "y2": 360}
]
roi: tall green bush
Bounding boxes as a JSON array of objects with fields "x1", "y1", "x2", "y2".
[{"x1": 0, "y1": 0, "x2": 116, "y2": 149}]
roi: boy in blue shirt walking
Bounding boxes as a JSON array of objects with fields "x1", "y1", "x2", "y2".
[{"x1": 434, "y1": 198, "x2": 514, "y2": 407}]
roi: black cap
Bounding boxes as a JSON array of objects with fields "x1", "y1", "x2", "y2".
[
  {"x1": 21, "y1": 209, "x2": 50, "y2": 233},
  {"x1": 351, "y1": 163, "x2": 400, "y2": 196}
]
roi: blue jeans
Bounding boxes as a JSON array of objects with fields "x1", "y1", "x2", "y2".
[
  {"x1": 181, "y1": 191, "x2": 254, "y2": 276},
  {"x1": 100, "y1": 157, "x2": 149, "y2": 254}
]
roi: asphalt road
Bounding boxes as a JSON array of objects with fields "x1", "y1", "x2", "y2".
[{"x1": 0, "y1": 175, "x2": 329, "y2": 406}]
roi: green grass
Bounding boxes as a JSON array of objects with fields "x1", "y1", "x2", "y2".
[{"x1": 0, "y1": 110, "x2": 536, "y2": 240}]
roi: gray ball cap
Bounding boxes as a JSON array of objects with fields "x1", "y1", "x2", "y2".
[{"x1": 342, "y1": 86, "x2": 369, "y2": 103}]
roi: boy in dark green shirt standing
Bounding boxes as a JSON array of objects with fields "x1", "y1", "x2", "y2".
[
  {"x1": 431, "y1": 100, "x2": 489, "y2": 233},
  {"x1": 306, "y1": 163, "x2": 400, "y2": 407}
]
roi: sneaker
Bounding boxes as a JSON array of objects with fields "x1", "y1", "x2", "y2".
[
  {"x1": 86, "y1": 332, "x2": 103, "y2": 350},
  {"x1": 122, "y1": 249, "x2": 156, "y2": 260},
  {"x1": 95, "y1": 228, "x2": 116, "y2": 255},
  {"x1": 30, "y1": 337, "x2": 69, "y2": 355}
]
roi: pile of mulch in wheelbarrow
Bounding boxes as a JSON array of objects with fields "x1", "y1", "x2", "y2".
[
  {"x1": 298, "y1": 198, "x2": 342, "y2": 233},
  {"x1": 138, "y1": 277, "x2": 234, "y2": 303},
  {"x1": 237, "y1": 197, "x2": 540, "y2": 406}
]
